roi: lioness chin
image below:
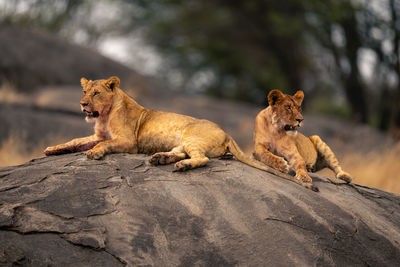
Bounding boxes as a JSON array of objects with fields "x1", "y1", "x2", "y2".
[
  {"x1": 44, "y1": 76, "x2": 318, "y2": 191},
  {"x1": 253, "y1": 89, "x2": 352, "y2": 186}
]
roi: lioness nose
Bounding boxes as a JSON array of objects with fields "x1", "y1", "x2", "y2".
[
  {"x1": 296, "y1": 118, "x2": 303, "y2": 123},
  {"x1": 80, "y1": 101, "x2": 88, "y2": 107}
]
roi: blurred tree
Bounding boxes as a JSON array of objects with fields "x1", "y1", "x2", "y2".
[
  {"x1": 304, "y1": 0, "x2": 368, "y2": 123},
  {"x1": 123, "y1": 0, "x2": 310, "y2": 103},
  {"x1": 1, "y1": 0, "x2": 400, "y2": 137},
  {"x1": 126, "y1": 0, "x2": 400, "y2": 130},
  {"x1": 0, "y1": 0, "x2": 84, "y2": 32},
  {"x1": 350, "y1": 0, "x2": 400, "y2": 135},
  {"x1": 388, "y1": 0, "x2": 400, "y2": 138},
  {"x1": 0, "y1": 0, "x2": 125, "y2": 45}
]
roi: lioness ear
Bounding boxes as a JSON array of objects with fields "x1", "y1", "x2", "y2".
[
  {"x1": 268, "y1": 89, "x2": 285, "y2": 106},
  {"x1": 105, "y1": 76, "x2": 120, "y2": 92},
  {"x1": 80, "y1": 77, "x2": 89, "y2": 88},
  {"x1": 293, "y1": 90, "x2": 304, "y2": 105}
]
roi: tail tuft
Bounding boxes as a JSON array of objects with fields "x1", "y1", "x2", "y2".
[{"x1": 311, "y1": 185, "x2": 319, "y2": 192}]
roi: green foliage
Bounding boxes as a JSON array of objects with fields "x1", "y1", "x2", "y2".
[
  {"x1": 0, "y1": 0, "x2": 84, "y2": 31},
  {"x1": 309, "y1": 99, "x2": 352, "y2": 120},
  {"x1": 124, "y1": 0, "x2": 314, "y2": 104}
]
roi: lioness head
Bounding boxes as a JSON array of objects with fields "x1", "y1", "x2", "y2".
[
  {"x1": 80, "y1": 76, "x2": 120, "y2": 122},
  {"x1": 267, "y1": 89, "x2": 304, "y2": 135}
]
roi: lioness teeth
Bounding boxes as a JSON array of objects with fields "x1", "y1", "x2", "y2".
[
  {"x1": 284, "y1": 125, "x2": 297, "y2": 131},
  {"x1": 85, "y1": 111, "x2": 99, "y2": 118}
]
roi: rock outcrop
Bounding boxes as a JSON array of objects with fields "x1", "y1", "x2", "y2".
[
  {"x1": 1, "y1": 153, "x2": 400, "y2": 266},
  {"x1": 0, "y1": 26, "x2": 132, "y2": 92}
]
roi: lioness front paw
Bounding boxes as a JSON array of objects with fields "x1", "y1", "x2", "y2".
[
  {"x1": 86, "y1": 149, "x2": 105, "y2": 160},
  {"x1": 336, "y1": 171, "x2": 352, "y2": 183},
  {"x1": 274, "y1": 157, "x2": 289, "y2": 173},
  {"x1": 44, "y1": 146, "x2": 56, "y2": 156},
  {"x1": 295, "y1": 170, "x2": 312, "y2": 184}
]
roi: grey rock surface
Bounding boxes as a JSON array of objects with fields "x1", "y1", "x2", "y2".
[{"x1": 1, "y1": 153, "x2": 400, "y2": 266}]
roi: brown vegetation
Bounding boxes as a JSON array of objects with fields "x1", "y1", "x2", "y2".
[
  {"x1": 0, "y1": 82, "x2": 26, "y2": 104},
  {"x1": 340, "y1": 145, "x2": 400, "y2": 194},
  {"x1": 0, "y1": 133, "x2": 62, "y2": 167}
]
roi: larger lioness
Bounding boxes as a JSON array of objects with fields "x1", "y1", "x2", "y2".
[
  {"x1": 253, "y1": 89, "x2": 352, "y2": 186},
  {"x1": 44, "y1": 76, "x2": 317, "y2": 191}
]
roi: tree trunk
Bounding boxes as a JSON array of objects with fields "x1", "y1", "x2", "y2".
[
  {"x1": 390, "y1": 90, "x2": 400, "y2": 139},
  {"x1": 378, "y1": 87, "x2": 392, "y2": 131},
  {"x1": 389, "y1": 0, "x2": 400, "y2": 138},
  {"x1": 342, "y1": 13, "x2": 369, "y2": 123}
]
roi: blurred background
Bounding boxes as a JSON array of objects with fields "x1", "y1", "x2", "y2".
[{"x1": 0, "y1": 0, "x2": 399, "y2": 193}]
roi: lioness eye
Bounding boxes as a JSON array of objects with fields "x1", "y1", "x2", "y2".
[
  {"x1": 286, "y1": 106, "x2": 291, "y2": 110},
  {"x1": 93, "y1": 91, "x2": 99, "y2": 96}
]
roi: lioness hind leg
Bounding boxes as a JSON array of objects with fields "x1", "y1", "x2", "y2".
[
  {"x1": 149, "y1": 146, "x2": 187, "y2": 165},
  {"x1": 309, "y1": 135, "x2": 352, "y2": 183},
  {"x1": 173, "y1": 122, "x2": 225, "y2": 171},
  {"x1": 174, "y1": 156, "x2": 209, "y2": 172},
  {"x1": 174, "y1": 148, "x2": 209, "y2": 172}
]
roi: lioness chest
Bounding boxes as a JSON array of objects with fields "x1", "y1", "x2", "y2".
[
  {"x1": 266, "y1": 132, "x2": 318, "y2": 168},
  {"x1": 294, "y1": 133, "x2": 318, "y2": 167}
]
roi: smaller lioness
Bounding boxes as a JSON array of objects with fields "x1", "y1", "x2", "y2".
[
  {"x1": 44, "y1": 77, "x2": 316, "y2": 190},
  {"x1": 253, "y1": 89, "x2": 352, "y2": 186}
]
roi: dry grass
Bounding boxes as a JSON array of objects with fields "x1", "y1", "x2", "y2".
[
  {"x1": 0, "y1": 82, "x2": 27, "y2": 104},
  {"x1": 340, "y1": 145, "x2": 400, "y2": 194},
  {"x1": 316, "y1": 144, "x2": 400, "y2": 194},
  {"x1": 0, "y1": 133, "x2": 66, "y2": 167},
  {"x1": 0, "y1": 134, "x2": 39, "y2": 167}
]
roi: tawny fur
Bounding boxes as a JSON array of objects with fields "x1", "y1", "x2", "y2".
[
  {"x1": 253, "y1": 89, "x2": 352, "y2": 187},
  {"x1": 44, "y1": 76, "x2": 315, "y2": 190}
]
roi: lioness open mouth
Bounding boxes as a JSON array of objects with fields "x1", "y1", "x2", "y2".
[
  {"x1": 284, "y1": 125, "x2": 298, "y2": 131},
  {"x1": 84, "y1": 110, "x2": 99, "y2": 118}
]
